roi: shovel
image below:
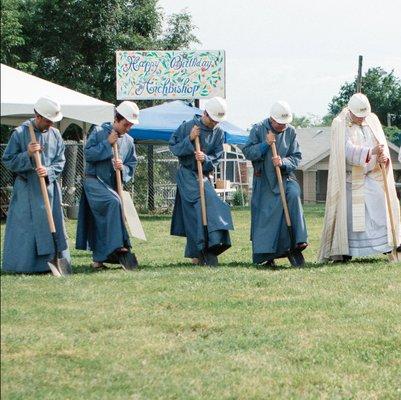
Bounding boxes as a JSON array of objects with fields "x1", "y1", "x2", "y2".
[
  {"x1": 112, "y1": 137, "x2": 138, "y2": 270},
  {"x1": 379, "y1": 163, "x2": 401, "y2": 263},
  {"x1": 270, "y1": 134, "x2": 305, "y2": 267},
  {"x1": 194, "y1": 136, "x2": 218, "y2": 266},
  {"x1": 28, "y1": 123, "x2": 71, "y2": 276}
]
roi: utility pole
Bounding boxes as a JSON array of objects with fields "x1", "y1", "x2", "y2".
[
  {"x1": 356, "y1": 55, "x2": 363, "y2": 92},
  {"x1": 387, "y1": 113, "x2": 395, "y2": 127}
]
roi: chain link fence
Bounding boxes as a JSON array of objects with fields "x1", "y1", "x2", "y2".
[
  {"x1": 0, "y1": 144, "x2": 14, "y2": 218},
  {"x1": 129, "y1": 144, "x2": 179, "y2": 213},
  {"x1": 0, "y1": 141, "x2": 250, "y2": 219},
  {"x1": 2, "y1": 138, "x2": 399, "y2": 219}
]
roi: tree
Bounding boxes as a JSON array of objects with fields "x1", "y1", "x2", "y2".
[
  {"x1": 327, "y1": 67, "x2": 401, "y2": 129},
  {"x1": 161, "y1": 11, "x2": 199, "y2": 50},
  {"x1": 321, "y1": 114, "x2": 334, "y2": 127},
  {"x1": 0, "y1": 0, "x2": 25, "y2": 67},
  {"x1": 3, "y1": 0, "x2": 199, "y2": 103},
  {"x1": 292, "y1": 114, "x2": 325, "y2": 128},
  {"x1": 292, "y1": 115, "x2": 311, "y2": 128}
]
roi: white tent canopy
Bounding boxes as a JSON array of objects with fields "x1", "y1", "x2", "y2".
[{"x1": 0, "y1": 63, "x2": 114, "y2": 132}]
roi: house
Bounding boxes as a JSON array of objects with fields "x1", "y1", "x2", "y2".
[{"x1": 295, "y1": 128, "x2": 401, "y2": 203}]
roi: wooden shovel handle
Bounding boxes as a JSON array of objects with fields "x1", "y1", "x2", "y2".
[
  {"x1": 379, "y1": 163, "x2": 398, "y2": 249},
  {"x1": 270, "y1": 137, "x2": 292, "y2": 227},
  {"x1": 28, "y1": 123, "x2": 56, "y2": 233},
  {"x1": 112, "y1": 138, "x2": 127, "y2": 223},
  {"x1": 194, "y1": 136, "x2": 207, "y2": 226},
  {"x1": 112, "y1": 141, "x2": 124, "y2": 199}
]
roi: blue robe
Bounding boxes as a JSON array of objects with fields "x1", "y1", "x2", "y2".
[
  {"x1": 75, "y1": 123, "x2": 137, "y2": 262},
  {"x1": 1, "y1": 119, "x2": 70, "y2": 273},
  {"x1": 242, "y1": 118, "x2": 308, "y2": 263},
  {"x1": 169, "y1": 115, "x2": 233, "y2": 258}
]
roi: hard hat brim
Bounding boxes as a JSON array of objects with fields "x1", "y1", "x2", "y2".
[
  {"x1": 272, "y1": 115, "x2": 293, "y2": 124},
  {"x1": 125, "y1": 116, "x2": 139, "y2": 125},
  {"x1": 208, "y1": 113, "x2": 226, "y2": 123},
  {"x1": 37, "y1": 111, "x2": 63, "y2": 122},
  {"x1": 348, "y1": 108, "x2": 370, "y2": 118}
]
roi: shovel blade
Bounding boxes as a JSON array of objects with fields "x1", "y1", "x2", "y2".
[
  {"x1": 119, "y1": 251, "x2": 138, "y2": 271},
  {"x1": 47, "y1": 261, "x2": 62, "y2": 277},
  {"x1": 387, "y1": 249, "x2": 401, "y2": 263},
  {"x1": 48, "y1": 257, "x2": 72, "y2": 277},
  {"x1": 58, "y1": 258, "x2": 73, "y2": 275},
  {"x1": 199, "y1": 251, "x2": 218, "y2": 267},
  {"x1": 288, "y1": 250, "x2": 305, "y2": 267}
]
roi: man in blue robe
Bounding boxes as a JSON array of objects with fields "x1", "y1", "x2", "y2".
[
  {"x1": 2, "y1": 97, "x2": 70, "y2": 273},
  {"x1": 169, "y1": 97, "x2": 234, "y2": 265},
  {"x1": 76, "y1": 101, "x2": 139, "y2": 269},
  {"x1": 242, "y1": 101, "x2": 308, "y2": 266}
]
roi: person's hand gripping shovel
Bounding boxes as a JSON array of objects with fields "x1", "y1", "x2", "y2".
[
  {"x1": 194, "y1": 132, "x2": 218, "y2": 267},
  {"x1": 268, "y1": 130, "x2": 305, "y2": 267},
  {"x1": 28, "y1": 123, "x2": 72, "y2": 276}
]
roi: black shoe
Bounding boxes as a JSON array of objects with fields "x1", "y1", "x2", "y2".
[{"x1": 258, "y1": 259, "x2": 276, "y2": 267}]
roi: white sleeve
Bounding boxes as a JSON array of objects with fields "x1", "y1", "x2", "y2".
[{"x1": 345, "y1": 138, "x2": 370, "y2": 166}]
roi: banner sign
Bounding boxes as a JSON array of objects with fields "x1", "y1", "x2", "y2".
[{"x1": 116, "y1": 50, "x2": 225, "y2": 100}]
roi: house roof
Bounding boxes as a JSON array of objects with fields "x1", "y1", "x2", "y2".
[
  {"x1": 296, "y1": 127, "x2": 401, "y2": 170},
  {"x1": 296, "y1": 127, "x2": 331, "y2": 170}
]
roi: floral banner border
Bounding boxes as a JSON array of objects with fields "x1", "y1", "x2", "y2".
[{"x1": 116, "y1": 50, "x2": 225, "y2": 100}]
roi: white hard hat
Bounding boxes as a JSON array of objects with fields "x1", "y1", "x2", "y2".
[
  {"x1": 270, "y1": 101, "x2": 293, "y2": 124},
  {"x1": 116, "y1": 101, "x2": 140, "y2": 125},
  {"x1": 348, "y1": 93, "x2": 371, "y2": 118},
  {"x1": 205, "y1": 97, "x2": 227, "y2": 123},
  {"x1": 34, "y1": 97, "x2": 63, "y2": 122}
]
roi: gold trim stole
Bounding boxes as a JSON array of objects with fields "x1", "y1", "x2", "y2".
[{"x1": 347, "y1": 121, "x2": 377, "y2": 232}]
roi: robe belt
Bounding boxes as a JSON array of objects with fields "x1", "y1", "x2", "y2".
[
  {"x1": 16, "y1": 174, "x2": 27, "y2": 182},
  {"x1": 181, "y1": 165, "x2": 209, "y2": 177},
  {"x1": 254, "y1": 170, "x2": 290, "y2": 178}
]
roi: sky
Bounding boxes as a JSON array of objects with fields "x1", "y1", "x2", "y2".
[{"x1": 158, "y1": 0, "x2": 401, "y2": 129}]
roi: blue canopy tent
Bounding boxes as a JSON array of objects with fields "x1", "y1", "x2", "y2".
[
  {"x1": 128, "y1": 100, "x2": 248, "y2": 210},
  {"x1": 128, "y1": 100, "x2": 248, "y2": 145}
]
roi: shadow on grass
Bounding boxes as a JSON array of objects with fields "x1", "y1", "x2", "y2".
[
  {"x1": 1, "y1": 257, "x2": 390, "y2": 277},
  {"x1": 70, "y1": 260, "x2": 329, "y2": 273},
  {"x1": 137, "y1": 214, "x2": 172, "y2": 221},
  {"x1": 71, "y1": 261, "x2": 200, "y2": 274}
]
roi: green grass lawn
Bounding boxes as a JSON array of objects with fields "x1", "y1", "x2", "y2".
[{"x1": 1, "y1": 205, "x2": 401, "y2": 399}]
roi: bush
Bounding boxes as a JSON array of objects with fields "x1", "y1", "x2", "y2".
[{"x1": 232, "y1": 188, "x2": 248, "y2": 206}]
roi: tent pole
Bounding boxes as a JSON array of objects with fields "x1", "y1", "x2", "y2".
[
  {"x1": 82, "y1": 122, "x2": 88, "y2": 143},
  {"x1": 82, "y1": 122, "x2": 88, "y2": 165}
]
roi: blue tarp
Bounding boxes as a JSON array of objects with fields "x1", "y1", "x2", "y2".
[{"x1": 128, "y1": 100, "x2": 248, "y2": 145}]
